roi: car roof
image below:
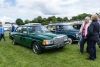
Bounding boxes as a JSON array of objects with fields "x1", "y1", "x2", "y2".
[
  {"x1": 18, "y1": 25, "x2": 41, "y2": 27},
  {"x1": 25, "y1": 23, "x2": 41, "y2": 25},
  {"x1": 48, "y1": 23, "x2": 69, "y2": 26}
]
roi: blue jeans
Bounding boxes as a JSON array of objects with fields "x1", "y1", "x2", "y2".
[
  {"x1": 80, "y1": 36, "x2": 89, "y2": 53},
  {"x1": 87, "y1": 39, "x2": 96, "y2": 59},
  {"x1": 0, "y1": 34, "x2": 6, "y2": 41}
]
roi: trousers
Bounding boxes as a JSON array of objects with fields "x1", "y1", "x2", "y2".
[
  {"x1": 0, "y1": 34, "x2": 6, "y2": 41},
  {"x1": 87, "y1": 39, "x2": 96, "y2": 59},
  {"x1": 80, "y1": 36, "x2": 89, "y2": 53}
]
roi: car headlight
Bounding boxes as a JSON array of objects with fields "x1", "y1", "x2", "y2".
[
  {"x1": 63, "y1": 36, "x2": 68, "y2": 41},
  {"x1": 42, "y1": 40, "x2": 53, "y2": 45},
  {"x1": 76, "y1": 33, "x2": 79, "y2": 38}
]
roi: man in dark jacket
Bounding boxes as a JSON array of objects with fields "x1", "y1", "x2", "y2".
[
  {"x1": 9, "y1": 24, "x2": 15, "y2": 39},
  {"x1": 97, "y1": 14, "x2": 100, "y2": 47},
  {"x1": 86, "y1": 14, "x2": 99, "y2": 60},
  {"x1": 11, "y1": 24, "x2": 15, "y2": 32}
]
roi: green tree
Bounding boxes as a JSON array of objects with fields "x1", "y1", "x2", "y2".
[
  {"x1": 16, "y1": 18, "x2": 24, "y2": 25},
  {"x1": 42, "y1": 18, "x2": 47, "y2": 22},
  {"x1": 57, "y1": 17, "x2": 62, "y2": 22},
  {"x1": 71, "y1": 16, "x2": 77, "y2": 20},
  {"x1": 52, "y1": 16, "x2": 57, "y2": 22},
  {"x1": 37, "y1": 16, "x2": 43, "y2": 23},
  {"x1": 47, "y1": 16, "x2": 57, "y2": 22},
  {"x1": 77, "y1": 13, "x2": 92, "y2": 20},
  {"x1": 29, "y1": 20, "x2": 32, "y2": 23},
  {"x1": 32, "y1": 18, "x2": 38, "y2": 23},
  {"x1": 5, "y1": 22, "x2": 10, "y2": 24},
  {"x1": 71, "y1": 13, "x2": 92, "y2": 21},
  {"x1": 24, "y1": 19, "x2": 30, "y2": 24},
  {"x1": 63, "y1": 17, "x2": 68, "y2": 21},
  {"x1": 42, "y1": 18, "x2": 48, "y2": 25}
]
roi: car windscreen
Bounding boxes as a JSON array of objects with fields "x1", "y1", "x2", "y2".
[
  {"x1": 28, "y1": 26, "x2": 50, "y2": 33},
  {"x1": 63, "y1": 25, "x2": 74, "y2": 30}
]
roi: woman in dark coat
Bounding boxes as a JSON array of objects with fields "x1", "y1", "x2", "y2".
[{"x1": 86, "y1": 14, "x2": 99, "y2": 60}]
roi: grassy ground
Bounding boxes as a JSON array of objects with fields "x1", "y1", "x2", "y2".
[{"x1": 0, "y1": 31, "x2": 100, "y2": 67}]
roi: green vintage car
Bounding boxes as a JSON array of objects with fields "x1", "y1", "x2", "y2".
[{"x1": 12, "y1": 24, "x2": 69, "y2": 54}]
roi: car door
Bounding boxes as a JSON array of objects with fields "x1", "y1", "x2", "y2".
[
  {"x1": 13, "y1": 26, "x2": 22, "y2": 43},
  {"x1": 20, "y1": 26, "x2": 28, "y2": 45},
  {"x1": 26, "y1": 26, "x2": 35, "y2": 46}
]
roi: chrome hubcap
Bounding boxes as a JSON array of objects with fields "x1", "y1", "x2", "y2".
[
  {"x1": 33, "y1": 44, "x2": 38, "y2": 53},
  {"x1": 68, "y1": 38, "x2": 72, "y2": 44}
]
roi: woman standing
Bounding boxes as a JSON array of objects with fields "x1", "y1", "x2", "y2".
[
  {"x1": 79, "y1": 16, "x2": 91, "y2": 54},
  {"x1": 86, "y1": 14, "x2": 99, "y2": 60}
]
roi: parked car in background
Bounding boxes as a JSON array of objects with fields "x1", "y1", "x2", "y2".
[
  {"x1": 47, "y1": 23, "x2": 79, "y2": 44},
  {"x1": 73, "y1": 24, "x2": 82, "y2": 30},
  {"x1": 12, "y1": 24, "x2": 69, "y2": 54}
]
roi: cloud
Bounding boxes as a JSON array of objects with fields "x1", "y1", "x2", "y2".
[
  {"x1": 61, "y1": 0, "x2": 79, "y2": 4},
  {"x1": 0, "y1": 16, "x2": 15, "y2": 24},
  {"x1": 16, "y1": 0, "x2": 63, "y2": 15},
  {"x1": 0, "y1": 0, "x2": 4, "y2": 4},
  {"x1": 0, "y1": 0, "x2": 4, "y2": 7},
  {"x1": 0, "y1": 0, "x2": 100, "y2": 23}
]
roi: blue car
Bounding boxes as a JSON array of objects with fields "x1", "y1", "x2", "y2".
[{"x1": 47, "y1": 23, "x2": 79, "y2": 44}]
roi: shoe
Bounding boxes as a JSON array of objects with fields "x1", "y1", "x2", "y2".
[
  {"x1": 86, "y1": 52, "x2": 89, "y2": 54},
  {"x1": 79, "y1": 52, "x2": 83, "y2": 54},
  {"x1": 86, "y1": 58, "x2": 94, "y2": 60}
]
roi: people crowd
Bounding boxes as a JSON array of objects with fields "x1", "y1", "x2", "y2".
[
  {"x1": 0, "y1": 14, "x2": 100, "y2": 60},
  {"x1": 79, "y1": 14, "x2": 100, "y2": 60},
  {"x1": 0, "y1": 24, "x2": 15, "y2": 41}
]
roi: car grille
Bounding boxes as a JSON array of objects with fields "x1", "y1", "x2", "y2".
[{"x1": 53, "y1": 36, "x2": 64, "y2": 47}]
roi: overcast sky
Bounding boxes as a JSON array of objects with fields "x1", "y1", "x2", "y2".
[{"x1": 0, "y1": 0, "x2": 100, "y2": 24}]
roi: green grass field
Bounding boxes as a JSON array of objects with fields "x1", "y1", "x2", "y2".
[{"x1": 0, "y1": 31, "x2": 100, "y2": 67}]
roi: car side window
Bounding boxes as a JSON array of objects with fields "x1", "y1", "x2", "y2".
[
  {"x1": 48, "y1": 26, "x2": 56, "y2": 32},
  {"x1": 28, "y1": 26, "x2": 35, "y2": 33},
  {"x1": 21, "y1": 27, "x2": 27, "y2": 33},
  {"x1": 56, "y1": 26, "x2": 64, "y2": 31},
  {"x1": 15, "y1": 27, "x2": 22, "y2": 33}
]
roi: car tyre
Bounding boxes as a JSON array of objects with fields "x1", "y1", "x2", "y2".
[
  {"x1": 68, "y1": 38, "x2": 73, "y2": 44},
  {"x1": 32, "y1": 42, "x2": 42, "y2": 54}
]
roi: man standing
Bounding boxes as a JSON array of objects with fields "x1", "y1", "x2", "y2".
[
  {"x1": 9, "y1": 24, "x2": 15, "y2": 39},
  {"x1": 98, "y1": 14, "x2": 100, "y2": 24},
  {"x1": 11, "y1": 24, "x2": 15, "y2": 32},
  {"x1": 97, "y1": 14, "x2": 100, "y2": 47},
  {"x1": 0, "y1": 25, "x2": 6, "y2": 41}
]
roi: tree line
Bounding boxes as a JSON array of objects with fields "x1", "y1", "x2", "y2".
[{"x1": 1, "y1": 13, "x2": 99, "y2": 25}]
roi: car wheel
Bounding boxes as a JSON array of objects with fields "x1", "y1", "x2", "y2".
[
  {"x1": 32, "y1": 42, "x2": 42, "y2": 54},
  {"x1": 68, "y1": 38, "x2": 73, "y2": 44},
  {"x1": 12, "y1": 39, "x2": 17, "y2": 45}
]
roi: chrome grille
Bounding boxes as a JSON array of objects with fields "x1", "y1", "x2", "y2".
[{"x1": 53, "y1": 36, "x2": 64, "y2": 47}]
